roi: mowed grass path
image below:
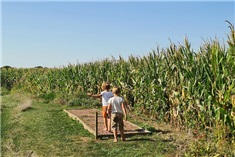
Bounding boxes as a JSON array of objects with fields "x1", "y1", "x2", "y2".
[{"x1": 1, "y1": 93, "x2": 176, "y2": 157}]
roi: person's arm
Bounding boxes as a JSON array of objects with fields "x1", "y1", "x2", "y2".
[
  {"x1": 87, "y1": 93, "x2": 102, "y2": 99},
  {"x1": 122, "y1": 102, "x2": 127, "y2": 121},
  {"x1": 108, "y1": 103, "x2": 112, "y2": 117}
]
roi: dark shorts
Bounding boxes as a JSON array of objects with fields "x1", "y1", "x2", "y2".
[{"x1": 111, "y1": 113, "x2": 124, "y2": 130}]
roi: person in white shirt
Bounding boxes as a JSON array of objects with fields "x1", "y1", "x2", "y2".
[
  {"x1": 87, "y1": 82, "x2": 113, "y2": 131},
  {"x1": 108, "y1": 86, "x2": 127, "y2": 142}
]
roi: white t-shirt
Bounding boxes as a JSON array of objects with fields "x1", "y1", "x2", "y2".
[
  {"x1": 108, "y1": 96, "x2": 125, "y2": 114},
  {"x1": 101, "y1": 91, "x2": 113, "y2": 106}
]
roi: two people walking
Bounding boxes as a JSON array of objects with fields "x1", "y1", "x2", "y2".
[{"x1": 87, "y1": 82, "x2": 127, "y2": 142}]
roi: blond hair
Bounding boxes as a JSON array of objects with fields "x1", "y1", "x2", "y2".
[
  {"x1": 112, "y1": 86, "x2": 121, "y2": 95},
  {"x1": 101, "y1": 81, "x2": 111, "y2": 90}
]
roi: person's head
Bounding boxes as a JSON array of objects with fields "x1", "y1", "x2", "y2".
[
  {"x1": 101, "y1": 81, "x2": 111, "y2": 90},
  {"x1": 112, "y1": 86, "x2": 121, "y2": 95}
]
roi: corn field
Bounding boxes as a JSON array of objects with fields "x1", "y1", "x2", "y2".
[{"x1": 1, "y1": 21, "x2": 235, "y2": 138}]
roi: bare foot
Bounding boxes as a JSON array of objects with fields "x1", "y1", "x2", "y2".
[
  {"x1": 121, "y1": 138, "x2": 126, "y2": 141},
  {"x1": 113, "y1": 139, "x2": 118, "y2": 143}
]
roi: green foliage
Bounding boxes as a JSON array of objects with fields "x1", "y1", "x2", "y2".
[
  {"x1": 68, "y1": 98, "x2": 98, "y2": 107},
  {"x1": 70, "y1": 93, "x2": 102, "y2": 108},
  {"x1": 0, "y1": 87, "x2": 10, "y2": 96},
  {"x1": 1, "y1": 93, "x2": 176, "y2": 157},
  {"x1": 39, "y1": 92, "x2": 56, "y2": 103},
  {"x1": 1, "y1": 22, "x2": 235, "y2": 144},
  {"x1": 183, "y1": 133, "x2": 235, "y2": 156}
]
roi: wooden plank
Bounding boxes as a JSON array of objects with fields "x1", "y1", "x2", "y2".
[
  {"x1": 125, "y1": 120, "x2": 151, "y2": 133},
  {"x1": 64, "y1": 109, "x2": 151, "y2": 139},
  {"x1": 95, "y1": 112, "x2": 98, "y2": 139}
]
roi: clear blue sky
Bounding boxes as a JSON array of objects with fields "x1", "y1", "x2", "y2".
[{"x1": 2, "y1": 0, "x2": 234, "y2": 68}]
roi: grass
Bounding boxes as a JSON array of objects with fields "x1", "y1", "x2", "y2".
[
  {"x1": 1, "y1": 92, "x2": 176, "y2": 157},
  {"x1": 3, "y1": 91, "x2": 233, "y2": 156}
]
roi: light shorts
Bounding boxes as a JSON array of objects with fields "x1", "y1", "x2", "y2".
[{"x1": 111, "y1": 113, "x2": 124, "y2": 130}]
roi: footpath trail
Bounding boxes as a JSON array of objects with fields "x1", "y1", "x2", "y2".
[{"x1": 64, "y1": 108, "x2": 151, "y2": 139}]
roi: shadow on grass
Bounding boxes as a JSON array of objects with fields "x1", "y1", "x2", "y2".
[
  {"x1": 126, "y1": 138, "x2": 155, "y2": 142},
  {"x1": 144, "y1": 126, "x2": 172, "y2": 134},
  {"x1": 125, "y1": 135, "x2": 174, "y2": 143},
  {"x1": 154, "y1": 129, "x2": 172, "y2": 134},
  {"x1": 162, "y1": 138, "x2": 174, "y2": 142}
]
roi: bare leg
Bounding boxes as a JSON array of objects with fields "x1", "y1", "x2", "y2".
[
  {"x1": 113, "y1": 129, "x2": 118, "y2": 142},
  {"x1": 120, "y1": 129, "x2": 125, "y2": 141},
  {"x1": 103, "y1": 117, "x2": 108, "y2": 131},
  {"x1": 102, "y1": 107, "x2": 108, "y2": 130},
  {"x1": 108, "y1": 118, "x2": 111, "y2": 132}
]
